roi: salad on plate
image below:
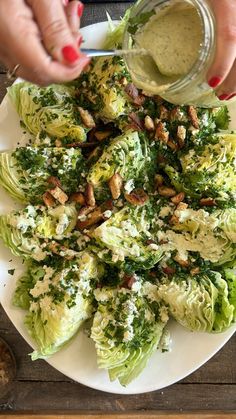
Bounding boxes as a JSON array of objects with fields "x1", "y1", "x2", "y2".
[{"x1": 0, "y1": 13, "x2": 235, "y2": 387}]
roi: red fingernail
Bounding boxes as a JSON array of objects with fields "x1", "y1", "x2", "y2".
[
  {"x1": 78, "y1": 2, "x2": 84, "y2": 17},
  {"x1": 218, "y1": 94, "x2": 230, "y2": 101},
  {"x1": 62, "y1": 45, "x2": 79, "y2": 63},
  {"x1": 78, "y1": 36, "x2": 83, "y2": 47},
  {"x1": 228, "y1": 93, "x2": 236, "y2": 100},
  {"x1": 208, "y1": 76, "x2": 221, "y2": 88}
]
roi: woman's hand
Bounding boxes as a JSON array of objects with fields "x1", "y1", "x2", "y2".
[
  {"x1": 208, "y1": 0, "x2": 236, "y2": 100},
  {"x1": 0, "y1": 0, "x2": 90, "y2": 85}
]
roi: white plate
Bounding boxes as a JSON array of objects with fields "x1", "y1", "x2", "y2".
[{"x1": 0, "y1": 22, "x2": 235, "y2": 395}]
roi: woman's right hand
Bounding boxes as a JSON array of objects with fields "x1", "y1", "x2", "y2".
[{"x1": 0, "y1": 0, "x2": 90, "y2": 85}]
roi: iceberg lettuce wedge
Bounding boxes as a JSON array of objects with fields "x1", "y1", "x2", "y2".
[
  {"x1": 8, "y1": 82, "x2": 86, "y2": 141},
  {"x1": 18, "y1": 251, "x2": 104, "y2": 359},
  {"x1": 157, "y1": 271, "x2": 235, "y2": 332},
  {"x1": 0, "y1": 204, "x2": 78, "y2": 260},
  {"x1": 87, "y1": 130, "x2": 148, "y2": 188},
  {"x1": 91, "y1": 203, "x2": 163, "y2": 269},
  {"x1": 162, "y1": 207, "x2": 236, "y2": 265},
  {"x1": 0, "y1": 146, "x2": 85, "y2": 203},
  {"x1": 165, "y1": 133, "x2": 236, "y2": 201},
  {"x1": 91, "y1": 277, "x2": 168, "y2": 386}
]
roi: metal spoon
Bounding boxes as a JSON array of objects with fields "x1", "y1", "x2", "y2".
[{"x1": 80, "y1": 48, "x2": 149, "y2": 58}]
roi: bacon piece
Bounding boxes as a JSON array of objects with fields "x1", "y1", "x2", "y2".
[
  {"x1": 128, "y1": 112, "x2": 144, "y2": 131},
  {"x1": 125, "y1": 83, "x2": 139, "y2": 100},
  {"x1": 124, "y1": 188, "x2": 149, "y2": 206},
  {"x1": 159, "y1": 105, "x2": 169, "y2": 120},
  {"x1": 76, "y1": 200, "x2": 113, "y2": 230},
  {"x1": 78, "y1": 107, "x2": 96, "y2": 128},
  {"x1": 158, "y1": 186, "x2": 176, "y2": 197},
  {"x1": 190, "y1": 267, "x2": 200, "y2": 276},
  {"x1": 49, "y1": 186, "x2": 68, "y2": 204},
  {"x1": 108, "y1": 173, "x2": 123, "y2": 200},
  {"x1": 162, "y1": 266, "x2": 176, "y2": 276},
  {"x1": 199, "y1": 198, "x2": 217, "y2": 207},
  {"x1": 188, "y1": 106, "x2": 199, "y2": 129},
  {"x1": 155, "y1": 122, "x2": 169, "y2": 143},
  {"x1": 85, "y1": 183, "x2": 96, "y2": 207},
  {"x1": 94, "y1": 130, "x2": 112, "y2": 141},
  {"x1": 70, "y1": 192, "x2": 86, "y2": 205},
  {"x1": 122, "y1": 274, "x2": 136, "y2": 289},
  {"x1": 43, "y1": 191, "x2": 55, "y2": 207},
  {"x1": 171, "y1": 192, "x2": 185, "y2": 205}
]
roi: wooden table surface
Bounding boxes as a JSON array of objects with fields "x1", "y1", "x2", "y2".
[{"x1": 0, "y1": 1, "x2": 235, "y2": 416}]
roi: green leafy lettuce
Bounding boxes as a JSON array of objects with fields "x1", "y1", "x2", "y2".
[{"x1": 91, "y1": 276, "x2": 168, "y2": 386}]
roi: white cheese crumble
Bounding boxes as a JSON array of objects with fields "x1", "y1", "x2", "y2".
[
  {"x1": 159, "y1": 206, "x2": 172, "y2": 218},
  {"x1": 142, "y1": 282, "x2": 158, "y2": 302},
  {"x1": 124, "y1": 179, "x2": 134, "y2": 194},
  {"x1": 103, "y1": 210, "x2": 112, "y2": 219}
]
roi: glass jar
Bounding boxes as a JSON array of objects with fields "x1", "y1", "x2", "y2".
[{"x1": 122, "y1": 0, "x2": 230, "y2": 107}]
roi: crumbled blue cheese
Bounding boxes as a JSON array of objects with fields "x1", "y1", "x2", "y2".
[
  {"x1": 56, "y1": 213, "x2": 69, "y2": 236},
  {"x1": 122, "y1": 299, "x2": 138, "y2": 342},
  {"x1": 29, "y1": 301, "x2": 39, "y2": 312},
  {"x1": 120, "y1": 220, "x2": 139, "y2": 237},
  {"x1": 142, "y1": 282, "x2": 158, "y2": 302},
  {"x1": 11, "y1": 205, "x2": 37, "y2": 233},
  {"x1": 148, "y1": 243, "x2": 159, "y2": 251},
  {"x1": 159, "y1": 206, "x2": 172, "y2": 218},
  {"x1": 131, "y1": 277, "x2": 142, "y2": 293},
  {"x1": 124, "y1": 179, "x2": 134, "y2": 193},
  {"x1": 103, "y1": 210, "x2": 112, "y2": 219},
  {"x1": 39, "y1": 295, "x2": 53, "y2": 310},
  {"x1": 30, "y1": 266, "x2": 54, "y2": 298},
  {"x1": 159, "y1": 306, "x2": 169, "y2": 323}
]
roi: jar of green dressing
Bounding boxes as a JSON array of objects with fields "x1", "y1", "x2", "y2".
[{"x1": 123, "y1": 0, "x2": 233, "y2": 107}]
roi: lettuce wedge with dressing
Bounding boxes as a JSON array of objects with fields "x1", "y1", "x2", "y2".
[
  {"x1": 91, "y1": 202, "x2": 163, "y2": 269},
  {"x1": 0, "y1": 204, "x2": 78, "y2": 260},
  {"x1": 165, "y1": 133, "x2": 236, "y2": 201},
  {"x1": 91, "y1": 276, "x2": 168, "y2": 386},
  {"x1": 0, "y1": 146, "x2": 85, "y2": 203},
  {"x1": 87, "y1": 130, "x2": 148, "y2": 188},
  {"x1": 157, "y1": 270, "x2": 235, "y2": 333},
  {"x1": 13, "y1": 252, "x2": 104, "y2": 359},
  {"x1": 8, "y1": 82, "x2": 87, "y2": 141},
  {"x1": 163, "y1": 206, "x2": 236, "y2": 266}
]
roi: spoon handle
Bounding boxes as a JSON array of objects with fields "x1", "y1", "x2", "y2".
[{"x1": 80, "y1": 48, "x2": 148, "y2": 58}]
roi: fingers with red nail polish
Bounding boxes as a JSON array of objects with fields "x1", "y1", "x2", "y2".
[
  {"x1": 78, "y1": 2, "x2": 84, "y2": 18},
  {"x1": 207, "y1": 1, "x2": 236, "y2": 101},
  {"x1": 218, "y1": 93, "x2": 230, "y2": 101},
  {"x1": 208, "y1": 77, "x2": 221, "y2": 88},
  {"x1": 65, "y1": 1, "x2": 82, "y2": 36},
  {"x1": 62, "y1": 45, "x2": 79, "y2": 63}
]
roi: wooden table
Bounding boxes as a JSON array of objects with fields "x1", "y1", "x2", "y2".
[{"x1": 0, "y1": 1, "x2": 235, "y2": 417}]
